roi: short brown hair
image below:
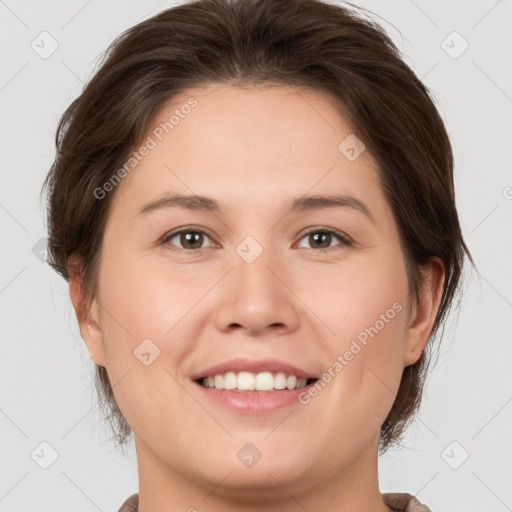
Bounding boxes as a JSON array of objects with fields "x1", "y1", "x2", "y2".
[{"x1": 41, "y1": 0, "x2": 473, "y2": 453}]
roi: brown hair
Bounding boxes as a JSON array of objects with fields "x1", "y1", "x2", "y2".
[{"x1": 41, "y1": 0, "x2": 473, "y2": 453}]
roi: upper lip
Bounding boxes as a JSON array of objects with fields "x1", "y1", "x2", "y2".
[{"x1": 190, "y1": 358, "x2": 318, "y2": 380}]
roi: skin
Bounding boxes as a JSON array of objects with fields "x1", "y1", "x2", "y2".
[{"x1": 70, "y1": 83, "x2": 444, "y2": 512}]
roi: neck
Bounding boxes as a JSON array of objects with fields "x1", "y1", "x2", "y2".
[{"x1": 134, "y1": 434, "x2": 393, "y2": 512}]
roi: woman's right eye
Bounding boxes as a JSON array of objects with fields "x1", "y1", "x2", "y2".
[{"x1": 162, "y1": 228, "x2": 215, "y2": 251}]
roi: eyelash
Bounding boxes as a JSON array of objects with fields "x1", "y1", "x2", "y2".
[{"x1": 161, "y1": 225, "x2": 353, "y2": 253}]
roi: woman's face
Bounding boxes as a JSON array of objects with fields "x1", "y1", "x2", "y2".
[{"x1": 76, "y1": 84, "x2": 438, "y2": 500}]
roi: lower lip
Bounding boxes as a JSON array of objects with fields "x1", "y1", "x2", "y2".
[{"x1": 192, "y1": 380, "x2": 318, "y2": 413}]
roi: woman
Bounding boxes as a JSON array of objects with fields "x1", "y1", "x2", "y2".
[{"x1": 41, "y1": 0, "x2": 473, "y2": 510}]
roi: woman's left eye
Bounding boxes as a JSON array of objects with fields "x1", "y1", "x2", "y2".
[{"x1": 296, "y1": 228, "x2": 352, "y2": 251}]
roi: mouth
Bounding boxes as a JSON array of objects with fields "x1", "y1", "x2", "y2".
[
  {"x1": 191, "y1": 371, "x2": 320, "y2": 414},
  {"x1": 189, "y1": 358, "x2": 320, "y2": 413},
  {"x1": 193, "y1": 371, "x2": 319, "y2": 392}
]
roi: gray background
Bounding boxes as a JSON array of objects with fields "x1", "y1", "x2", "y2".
[{"x1": 1, "y1": 0, "x2": 511, "y2": 511}]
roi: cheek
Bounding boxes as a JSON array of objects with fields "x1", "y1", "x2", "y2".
[
  {"x1": 304, "y1": 251, "x2": 409, "y2": 338},
  {"x1": 95, "y1": 254, "x2": 199, "y2": 440},
  {"x1": 99, "y1": 243, "x2": 210, "y2": 338},
  {"x1": 310, "y1": 253, "x2": 410, "y2": 394},
  {"x1": 95, "y1": 246, "x2": 209, "y2": 405}
]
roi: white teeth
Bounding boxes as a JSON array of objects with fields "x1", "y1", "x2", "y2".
[
  {"x1": 214, "y1": 374, "x2": 224, "y2": 389},
  {"x1": 255, "y1": 372, "x2": 274, "y2": 391},
  {"x1": 224, "y1": 371, "x2": 237, "y2": 390},
  {"x1": 274, "y1": 372, "x2": 287, "y2": 389},
  {"x1": 287, "y1": 375, "x2": 297, "y2": 390},
  {"x1": 238, "y1": 371, "x2": 255, "y2": 391},
  {"x1": 200, "y1": 371, "x2": 311, "y2": 391}
]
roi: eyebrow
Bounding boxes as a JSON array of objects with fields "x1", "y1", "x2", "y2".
[{"x1": 137, "y1": 193, "x2": 375, "y2": 223}]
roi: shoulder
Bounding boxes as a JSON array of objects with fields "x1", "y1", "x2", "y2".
[
  {"x1": 382, "y1": 492, "x2": 432, "y2": 511},
  {"x1": 118, "y1": 492, "x2": 431, "y2": 512},
  {"x1": 117, "y1": 493, "x2": 139, "y2": 512}
]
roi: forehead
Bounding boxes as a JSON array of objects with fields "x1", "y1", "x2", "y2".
[{"x1": 111, "y1": 83, "x2": 384, "y2": 216}]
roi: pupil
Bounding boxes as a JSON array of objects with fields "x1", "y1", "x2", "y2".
[
  {"x1": 183, "y1": 232, "x2": 202, "y2": 249},
  {"x1": 311, "y1": 232, "x2": 330, "y2": 248}
]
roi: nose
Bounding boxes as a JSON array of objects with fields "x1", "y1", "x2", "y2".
[{"x1": 213, "y1": 243, "x2": 301, "y2": 337}]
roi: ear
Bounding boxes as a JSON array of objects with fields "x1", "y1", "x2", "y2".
[
  {"x1": 68, "y1": 256, "x2": 106, "y2": 367},
  {"x1": 403, "y1": 257, "x2": 445, "y2": 367}
]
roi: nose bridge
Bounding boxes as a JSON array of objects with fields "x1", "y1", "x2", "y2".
[
  {"x1": 235, "y1": 236, "x2": 279, "y2": 293},
  {"x1": 233, "y1": 234, "x2": 285, "y2": 306}
]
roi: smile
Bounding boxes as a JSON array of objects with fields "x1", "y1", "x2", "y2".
[{"x1": 197, "y1": 371, "x2": 316, "y2": 391}]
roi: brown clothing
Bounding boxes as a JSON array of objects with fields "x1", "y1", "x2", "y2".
[{"x1": 117, "y1": 492, "x2": 432, "y2": 511}]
